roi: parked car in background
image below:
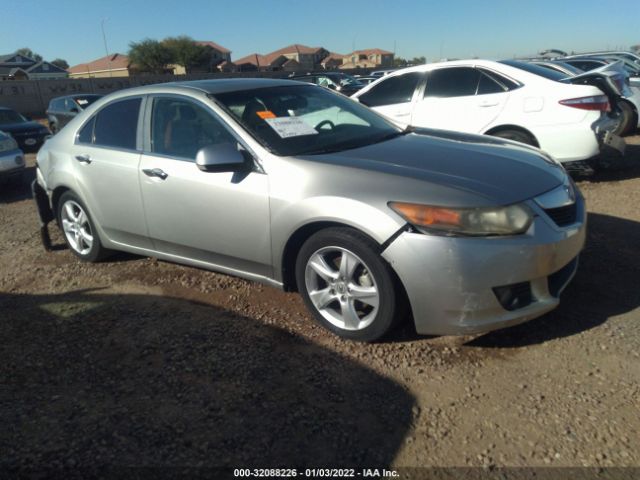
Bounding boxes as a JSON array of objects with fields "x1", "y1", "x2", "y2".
[
  {"x1": 356, "y1": 76, "x2": 378, "y2": 85},
  {"x1": 289, "y1": 73, "x2": 364, "y2": 96},
  {"x1": 370, "y1": 69, "x2": 396, "y2": 78},
  {"x1": 352, "y1": 59, "x2": 624, "y2": 169},
  {"x1": 46, "y1": 94, "x2": 102, "y2": 134},
  {"x1": 0, "y1": 107, "x2": 50, "y2": 152},
  {"x1": 0, "y1": 130, "x2": 25, "y2": 183},
  {"x1": 33, "y1": 79, "x2": 585, "y2": 341},
  {"x1": 533, "y1": 60, "x2": 640, "y2": 136}
]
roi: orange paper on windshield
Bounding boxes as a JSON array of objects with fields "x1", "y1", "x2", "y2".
[{"x1": 256, "y1": 110, "x2": 276, "y2": 119}]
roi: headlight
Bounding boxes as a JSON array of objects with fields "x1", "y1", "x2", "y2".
[
  {"x1": 0, "y1": 136, "x2": 18, "y2": 152},
  {"x1": 388, "y1": 201, "x2": 534, "y2": 236}
]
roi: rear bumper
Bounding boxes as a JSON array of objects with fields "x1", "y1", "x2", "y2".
[
  {"x1": 382, "y1": 194, "x2": 587, "y2": 336},
  {"x1": 531, "y1": 113, "x2": 621, "y2": 163}
]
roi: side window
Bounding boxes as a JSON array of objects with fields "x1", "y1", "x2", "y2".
[
  {"x1": 477, "y1": 72, "x2": 506, "y2": 95},
  {"x1": 65, "y1": 98, "x2": 77, "y2": 112},
  {"x1": 150, "y1": 97, "x2": 236, "y2": 160},
  {"x1": 358, "y1": 72, "x2": 423, "y2": 107},
  {"x1": 92, "y1": 98, "x2": 141, "y2": 150},
  {"x1": 425, "y1": 68, "x2": 480, "y2": 98},
  {"x1": 77, "y1": 116, "x2": 95, "y2": 144},
  {"x1": 483, "y1": 70, "x2": 520, "y2": 91}
]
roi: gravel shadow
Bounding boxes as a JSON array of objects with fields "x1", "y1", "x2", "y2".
[
  {"x1": 467, "y1": 212, "x2": 640, "y2": 348},
  {"x1": 0, "y1": 290, "x2": 415, "y2": 472}
]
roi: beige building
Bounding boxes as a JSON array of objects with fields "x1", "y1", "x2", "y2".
[
  {"x1": 68, "y1": 53, "x2": 131, "y2": 78},
  {"x1": 339, "y1": 49, "x2": 394, "y2": 69},
  {"x1": 234, "y1": 44, "x2": 330, "y2": 72}
]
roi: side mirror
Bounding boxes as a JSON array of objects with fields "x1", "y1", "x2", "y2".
[
  {"x1": 326, "y1": 84, "x2": 337, "y2": 90},
  {"x1": 196, "y1": 143, "x2": 248, "y2": 173},
  {"x1": 70, "y1": 107, "x2": 79, "y2": 114}
]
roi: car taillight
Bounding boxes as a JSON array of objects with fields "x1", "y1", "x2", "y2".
[{"x1": 559, "y1": 95, "x2": 610, "y2": 112}]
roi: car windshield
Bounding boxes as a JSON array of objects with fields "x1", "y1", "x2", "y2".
[
  {"x1": 0, "y1": 109, "x2": 27, "y2": 125},
  {"x1": 500, "y1": 60, "x2": 568, "y2": 81},
  {"x1": 213, "y1": 84, "x2": 402, "y2": 156},
  {"x1": 73, "y1": 95, "x2": 102, "y2": 108}
]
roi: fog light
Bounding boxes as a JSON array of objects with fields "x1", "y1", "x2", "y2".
[
  {"x1": 492, "y1": 282, "x2": 533, "y2": 311},
  {"x1": 15, "y1": 155, "x2": 24, "y2": 165}
]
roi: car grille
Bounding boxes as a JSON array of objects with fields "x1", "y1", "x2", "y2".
[
  {"x1": 548, "y1": 257, "x2": 579, "y2": 298},
  {"x1": 493, "y1": 281, "x2": 533, "y2": 311},
  {"x1": 544, "y1": 203, "x2": 577, "y2": 227}
]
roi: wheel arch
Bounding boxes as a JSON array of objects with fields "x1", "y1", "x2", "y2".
[{"x1": 483, "y1": 124, "x2": 540, "y2": 147}]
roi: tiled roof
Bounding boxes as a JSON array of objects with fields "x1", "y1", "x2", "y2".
[
  {"x1": 68, "y1": 53, "x2": 129, "y2": 74},
  {"x1": 351, "y1": 48, "x2": 394, "y2": 55},
  {"x1": 268, "y1": 44, "x2": 324, "y2": 56},
  {"x1": 196, "y1": 41, "x2": 231, "y2": 54}
]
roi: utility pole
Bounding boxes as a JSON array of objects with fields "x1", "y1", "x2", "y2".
[{"x1": 101, "y1": 18, "x2": 112, "y2": 77}]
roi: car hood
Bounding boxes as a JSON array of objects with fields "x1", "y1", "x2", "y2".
[
  {"x1": 297, "y1": 129, "x2": 566, "y2": 205},
  {"x1": 0, "y1": 121, "x2": 47, "y2": 133}
]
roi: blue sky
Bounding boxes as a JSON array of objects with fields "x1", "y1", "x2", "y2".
[{"x1": 3, "y1": 0, "x2": 638, "y2": 66}]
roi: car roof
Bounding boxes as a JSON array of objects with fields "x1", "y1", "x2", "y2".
[{"x1": 149, "y1": 78, "x2": 307, "y2": 95}]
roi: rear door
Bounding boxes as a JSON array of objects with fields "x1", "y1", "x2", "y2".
[
  {"x1": 411, "y1": 67, "x2": 509, "y2": 133},
  {"x1": 356, "y1": 71, "x2": 424, "y2": 127},
  {"x1": 71, "y1": 95, "x2": 152, "y2": 248},
  {"x1": 138, "y1": 94, "x2": 271, "y2": 277}
]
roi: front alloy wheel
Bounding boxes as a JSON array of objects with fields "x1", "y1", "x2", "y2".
[
  {"x1": 296, "y1": 227, "x2": 402, "y2": 341},
  {"x1": 305, "y1": 246, "x2": 380, "y2": 331}
]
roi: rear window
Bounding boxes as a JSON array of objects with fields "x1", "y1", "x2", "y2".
[
  {"x1": 499, "y1": 60, "x2": 568, "y2": 81},
  {"x1": 92, "y1": 98, "x2": 141, "y2": 150},
  {"x1": 425, "y1": 68, "x2": 480, "y2": 97}
]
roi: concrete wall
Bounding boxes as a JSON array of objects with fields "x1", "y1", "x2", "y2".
[{"x1": 0, "y1": 69, "x2": 376, "y2": 117}]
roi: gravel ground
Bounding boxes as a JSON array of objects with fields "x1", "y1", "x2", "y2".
[{"x1": 1, "y1": 135, "x2": 639, "y2": 474}]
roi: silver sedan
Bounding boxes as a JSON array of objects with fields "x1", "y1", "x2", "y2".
[{"x1": 33, "y1": 79, "x2": 586, "y2": 341}]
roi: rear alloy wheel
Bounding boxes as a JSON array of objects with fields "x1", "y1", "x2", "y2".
[
  {"x1": 295, "y1": 227, "x2": 401, "y2": 342},
  {"x1": 491, "y1": 129, "x2": 536, "y2": 146},
  {"x1": 57, "y1": 191, "x2": 109, "y2": 262}
]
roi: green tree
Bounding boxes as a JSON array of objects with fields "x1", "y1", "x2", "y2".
[
  {"x1": 393, "y1": 56, "x2": 408, "y2": 67},
  {"x1": 128, "y1": 39, "x2": 172, "y2": 74},
  {"x1": 16, "y1": 47, "x2": 42, "y2": 62},
  {"x1": 410, "y1": 56, "x2": 426, "y2": 65},
  {"x1": 631, "y1": 44, "x2": 640, "y2": 53},
  {"x1": 162, "y1": 36, "x2": 210, "y2": 73},
  {"x1": 51, "y1": 58, "x2": 69, "y2": 70}
]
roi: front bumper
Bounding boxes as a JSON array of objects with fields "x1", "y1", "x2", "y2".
[
  {"x1": 382, "y1": 194, "x2": 587, "y2": 336},
  {"x1": 0, "y1": 148, "x2": 25, "y2": 179}
]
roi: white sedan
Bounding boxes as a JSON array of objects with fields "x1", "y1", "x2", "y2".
[{"x1": 352, "y1": 59, "x2": 623, "y2": 166}]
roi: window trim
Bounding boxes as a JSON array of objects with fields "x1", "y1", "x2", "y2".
[
  {"x1": 142, "y1": 93, "x2": 257, "y2": 166},
  {"x1": 74, "y1": 95, "x2": 146, "y2": 154}
]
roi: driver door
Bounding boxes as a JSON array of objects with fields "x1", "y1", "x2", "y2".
[{"x1": 139, "y1": 95, "x2": 272, "y2": 278}]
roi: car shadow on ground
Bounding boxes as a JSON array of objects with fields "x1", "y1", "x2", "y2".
[
  {"x1": 0, "y1": 290, "x2": 415, "y2": 473},
  {"x1": 589, "y1": 142, "x2": 640, "y2": 182},
  {"x1": 0, "y1": 166, "x2": 35, "y2": 204},
  {"x1": 466, "y1": 212, "x2": 640, "y2": 348}
]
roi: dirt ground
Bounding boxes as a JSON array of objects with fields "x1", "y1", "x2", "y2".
[{"x1": 1, "y1": 135, "x2": 639, "y2": 474}]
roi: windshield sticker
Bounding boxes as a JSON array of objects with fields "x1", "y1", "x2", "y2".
[
  {"x1": 76, "y1": 99, "x2": 89, "y2": 105},
  {"x1": 264, "y1": 117, "x2": 318, "y2": 138},
  {"x1": 256, "y1": 110, "x2": 276, "y2": 119}
]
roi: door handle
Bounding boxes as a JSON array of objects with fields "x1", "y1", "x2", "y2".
[
  {"x1": 394, "y1": 112, "x2": 410, "y2": 117},
  {"x1": 142, "y1": 168, "x2": 168, "y2": 180},
  {"x1": 75, "y1": 154, "x2": 91, "y2": 164},
  {"x1": 478, "y1": 101, "x2": 499, "y2": 107}
]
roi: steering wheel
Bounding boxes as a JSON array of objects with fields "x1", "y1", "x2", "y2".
[{"x1": 315, "y1": 120, "x2": 335, "y2": 131}]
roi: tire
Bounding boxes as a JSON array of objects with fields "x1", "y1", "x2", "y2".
[
  {"x1": 295, "y1": 227, "x2": 402, "y2": 342},
  {"x1": 56, "y1": 191, "x2": 110, "y2": 262},
  {"x1": 614, "y1": 101, "x2": 635, "y2": 136},
  {"x1": 491, "y1": 129, "x2": 536, "y2": 146}
]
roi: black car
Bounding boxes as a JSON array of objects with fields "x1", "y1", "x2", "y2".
[
  {"x1": 0, "y1": 107, "x2": 50, "y2": 152},
  {"x1": 290, "y1": 73, "x2": 365, "y2": 96},
  {"x1": 46, "y1": 94, "x2": 102, "y2": 133}
]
